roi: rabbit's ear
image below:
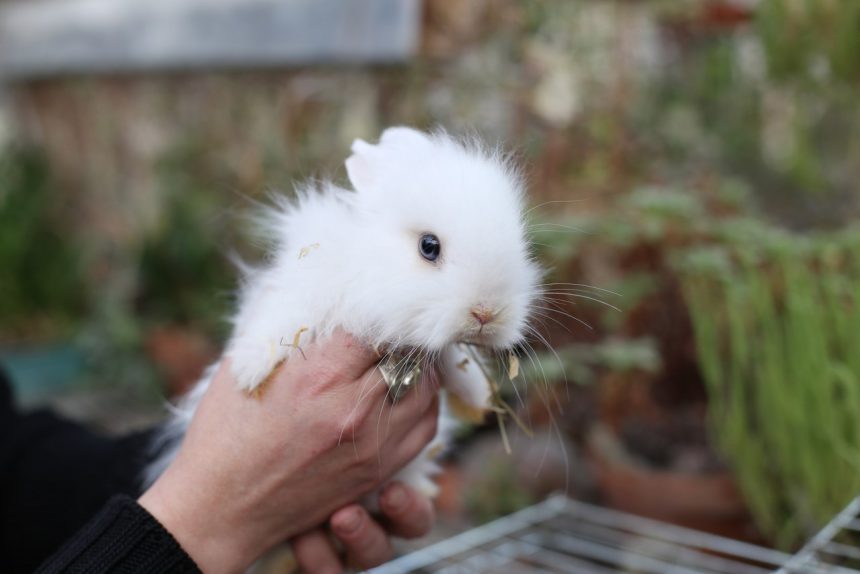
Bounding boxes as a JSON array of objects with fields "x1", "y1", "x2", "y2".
[
  {"x1": 380, "y1": 126, "x2": 429, "y2": 148},
  {"x1": 345, "y1": 139, "x2": 383, "y2": 193}
]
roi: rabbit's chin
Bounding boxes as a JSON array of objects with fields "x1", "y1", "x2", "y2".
[
  {"x1": 458, "y1": 335, "x2": 497, "y2": 348},
  {"x1": 457, "y1": 326, "x2": 520, "y2": 351}
]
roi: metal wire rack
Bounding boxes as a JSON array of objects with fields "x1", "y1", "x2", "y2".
[
  {"x1": 778, "y1": 497, "x2": 860, "y2": 574},
  {"x1": 370, "y1": 495, "x2": 860, "y2": 574}
]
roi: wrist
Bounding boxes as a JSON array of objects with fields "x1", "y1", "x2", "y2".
[{"x1": 139, "y1": 468, "x2": 261, "y2": 574}]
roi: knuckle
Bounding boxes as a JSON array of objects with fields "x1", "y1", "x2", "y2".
[
  {"x1": 353, "y1": 443, "x2": 378, "y2": 470},
  {"x1": 428, "y1": 395, "x2": 441, "y2": 418},
  {"x1": 307, "y1": 419, "x2": 354, "y2": 452},
  {"x1": 422, "y1": 413, "x2": 440, "y2": 442},
  {"x1": 353, "y1": 455, "x2": 383, "y2": 490},
  {"x1": 340, "y1": 410, "x2": 368, "y2": 441},
  {"x1": 313, "y1": 362, "x2": 346, "y2": 387},
  {"x1": 332, "y1": 513, "x2": 363, "y2": 541}
]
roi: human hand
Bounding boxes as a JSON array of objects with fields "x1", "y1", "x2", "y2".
[
  {"x1": 292, "y1": 481, "x2": 435, "y2": 573},
  {"x1": 139, "y1": 331, "x2": 440, "y2": 574}
]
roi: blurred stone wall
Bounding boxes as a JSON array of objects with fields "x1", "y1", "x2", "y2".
[
  {"x1": 6, "y1": 0, "x2": 663, "y2": 241},
  {"x1": 8, "y1": 0, "x2": 738, "y2": 330}
]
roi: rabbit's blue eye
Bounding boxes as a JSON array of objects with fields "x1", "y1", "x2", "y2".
[{"x1": 419, "y1": 234, "x2": 441, "y2": 262}]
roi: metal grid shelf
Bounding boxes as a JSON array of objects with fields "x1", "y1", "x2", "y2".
[
  {"x1": 371, "y1": 495, "x2": 860, "y2": 574},
  {"x1": 778, "y1": 497, "x2": 860, "y2": 574}
]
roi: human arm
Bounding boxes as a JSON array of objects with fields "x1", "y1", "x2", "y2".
[
  {"x1": 138, "y1": 331, "x2": 439, "y2": 573},
  {"x1": 3, "y1": 330, "x2": 438, "y2": 574}
]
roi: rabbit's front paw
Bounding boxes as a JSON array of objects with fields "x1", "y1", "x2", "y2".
[{"x1": 227, "y1": 337, "x2": 286, "y2": 392}]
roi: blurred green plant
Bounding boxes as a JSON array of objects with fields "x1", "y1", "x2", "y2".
[
  {"x1": 0, "y1": 147, "x2": 86, "y2": 342},
  {"x1": 533, "y1": 185, "x2": 860, "y2": 547},
  {"x1": 678, "y1": 222, "x2": 860, "y2": 548},
  {"x1": 759, "y1": 0, "x2": 860, "y2": 84},
  {"x1": 637, "y1": 0, "x2": 860, "y2": 228},
  {"x1": 523, "y1": 338, "x2": 661, "y2": 388},
  {"x1": 135, "y1": 139, "x2": 239, "y2": 338},
  {"x1": 81, "y1": 139, "x2": 241, "y2": 394},
  {"x1": 465, "y1": 457, "x2": 536, "y2": 524}
]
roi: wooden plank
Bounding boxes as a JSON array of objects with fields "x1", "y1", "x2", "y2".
[{"x1": 0, "y1": 0, "x2": 421, "y2": 79}]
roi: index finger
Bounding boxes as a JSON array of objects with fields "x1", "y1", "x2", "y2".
[
  {"x1": 331, "y1": 505, "x2": 393, "y2": 569},
  {"x1": 379, "y1": 482, "x2": 435, "y2": 539}
]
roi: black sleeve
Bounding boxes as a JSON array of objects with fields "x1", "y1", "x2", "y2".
[
  {"x1": 36, "y1": 495, "x2": 200, "y2": 574},
  {"x1": 0, "y1": 369, "x2": 197, "y2": 573}
]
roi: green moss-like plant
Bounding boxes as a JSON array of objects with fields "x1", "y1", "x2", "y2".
[{"x1": 678, "y1": 224, "x2": 860, "y2": 548}]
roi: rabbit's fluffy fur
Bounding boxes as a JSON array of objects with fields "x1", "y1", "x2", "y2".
[{"x1": 143, "y1": 127, "x2": 541, "y2": 501}]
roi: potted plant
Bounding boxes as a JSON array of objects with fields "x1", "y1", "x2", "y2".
[{"x1": 0, "y1": 147, "x2": 87, "y2": 403}]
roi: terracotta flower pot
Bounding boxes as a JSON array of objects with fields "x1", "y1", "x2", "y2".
[
  {"x1": 144, "y1": 325, "x2": 217, "y2": 396},
  {"x1": 587, "y1": 424, "x2": 753, "y2": 539}
]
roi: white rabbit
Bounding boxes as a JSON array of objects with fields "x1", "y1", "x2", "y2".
[{"x1": 143, "y1": 126, "x2": 541, "y2": 508}]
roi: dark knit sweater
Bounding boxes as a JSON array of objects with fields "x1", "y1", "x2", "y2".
[
  {"x1": 0, "y1": 370, "x2": 200, "y2": 573},
  {"x1": 36, "y1": 495, "x2": 199, "y2": 573}
]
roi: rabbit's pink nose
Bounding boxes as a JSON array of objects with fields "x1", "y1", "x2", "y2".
[{"x1": 470, "y1": 306, "x2": 496, "y2": 326}]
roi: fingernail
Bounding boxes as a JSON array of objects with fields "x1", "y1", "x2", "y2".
[
  {"x1": 336, "y1": 508, "x2": 363, "y2": 535},
  {"x1": 383, "y1": 483, "x2": 407, "y2": 512}
]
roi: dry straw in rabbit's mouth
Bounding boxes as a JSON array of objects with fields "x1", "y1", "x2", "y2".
[{"x1": 378, "y1": 344, "x2": 530, "y2": 454}]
